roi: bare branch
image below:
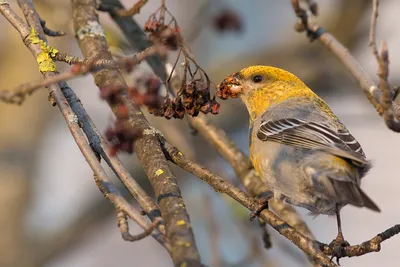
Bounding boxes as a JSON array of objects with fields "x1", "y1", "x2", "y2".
[
  {"x1": 71, "y1": 0, "x2": 202, "y2": 265},
  {"x1": 93, "y1": 174, "x2": 168, "y2": 248},
  {"x1": 318, "y1": 224, "x2": 400, "y2": 258},
  {"x1": 0, "y1": 45, "x2": 165, "y2": 105},
  {"x1": 117, "y1": 209, "x2": 163, "y2": 242},
  {"x1": 100, "y1": 0, "x2": 168, "y2": 81},
  {"x1": 114, "y1": 0, "x2": 148, "y2": 17},
  {"x1": 291, "y1": 0, "x2": 400, "y2": 132},
  {"x1": 368, "y1": 0, "x2": 400, "y2": 131}
]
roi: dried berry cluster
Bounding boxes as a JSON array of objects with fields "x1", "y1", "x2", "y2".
[
  {"x1": 144, "y1": 10, "x2": 179, "y2": 50},
  {"x1": 149, "y1": 80, "x2": 220, "y2": 119},
  {"x1": 141, "y1": 5, "x2": 221, "y2": 119}
]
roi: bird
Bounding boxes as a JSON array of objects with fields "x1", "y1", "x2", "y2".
[{"x1": 217, "y1": 65, "x2": 380, "y2": 255}]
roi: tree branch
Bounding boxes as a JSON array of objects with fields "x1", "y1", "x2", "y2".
[
  {"x1": 0, "y1": 0, "x2": 168, "y2": 248},
  {"x1": 70, "y1": 0, "x2": 202, "y2": 266},
  {"x1": 0, "y1": 45, "x2": 165, "y2": 105},
  {"x1": 100, "y1": 0, "x2": 167, "y2": 81},
  {"x1": 318, "y1": 224, "x2": 400, "y2": 258},
  {"x1": 59, "y1": 80, "x2": 165, "y2": 234},
  {"x1": 368, "y1": 0, "x2": 399, "y2": 131}
]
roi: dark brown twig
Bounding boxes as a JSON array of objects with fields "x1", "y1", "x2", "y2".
[{"x1": 39, "y1": 17, "x2": 66, "y2": 36}]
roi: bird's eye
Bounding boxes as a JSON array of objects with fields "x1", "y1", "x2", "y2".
[{"x1": 252, "y1": 75, "x2": 263, "y2": 83}]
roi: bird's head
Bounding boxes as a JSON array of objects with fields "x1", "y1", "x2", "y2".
[{"x1": 217, "y1": 65, "x2": 313, "y2": 120}]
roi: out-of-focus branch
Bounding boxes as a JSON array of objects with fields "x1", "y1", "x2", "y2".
[
  {"x1": 291, "y1": 0, "x2": 400, "y2": 132},
  {"x1": 113, "y1": 0, "x2": 148, "y2": 17},
  {"x1": 39, "y1": 16, "x2": 65, "y2": 36},
  {"x1": 71, "y1": 1, "x2": 202, "y2": 266},
  {"x1": 0, "y1": 0, "x2": 167, "y2": 247},
  {"x1": 100, "y1": 0, "x2": 167, "y2": 81},
  {"x1": 0, "y1": 45, "x2": 165, "y2": 105}
]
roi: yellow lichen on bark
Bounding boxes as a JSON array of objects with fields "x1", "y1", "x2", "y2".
[{"x1": 28, "y1": 28, "x2": 58, "y2": 72}]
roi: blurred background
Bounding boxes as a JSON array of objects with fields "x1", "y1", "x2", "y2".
[{"x1": 0, "y1": 0, "x2": 399, "y2": 266}]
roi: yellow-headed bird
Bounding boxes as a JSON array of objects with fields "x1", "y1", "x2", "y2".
[{"x1": 217, "y1": 65, "x2": 380, "y2": 249}]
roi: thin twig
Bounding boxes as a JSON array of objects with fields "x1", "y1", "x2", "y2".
[
  {"x1": 117, "y1": 209, "x2": 163, "y2": 242},
  {"x1": 0, "y1": 45, "x2": 165, "y2": 105},
  {"x1": 39, "y1": 17, "x2": 65, "y2": 36},
  {"x1": 368, "y1": 0, "x2": 399, "y2": 131},
  {"x1": 291, "y1": 0, "x2": 400, "y2": 132},
  {"x1": 115, "y1": 0, "x2": 148, "y2": 17},
  {"x1": 100, "y1": 0, "x2": 167, "y2": 81}
]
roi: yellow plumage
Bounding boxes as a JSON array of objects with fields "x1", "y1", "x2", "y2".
[{"x1": 217, "y1": 65, "x2": 380, "y2": 253}]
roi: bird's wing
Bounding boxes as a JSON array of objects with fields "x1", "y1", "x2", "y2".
[{"x1": 257, "y1": 118, "x2": 367, "y2": 165}]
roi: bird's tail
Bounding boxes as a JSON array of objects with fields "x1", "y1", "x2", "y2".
[
  {"x1": 332, "y1": 180, "x2": 381, "y2": 212},
  {"x1": 358, "y1": 186, "x2": 381, "y2": 212}
]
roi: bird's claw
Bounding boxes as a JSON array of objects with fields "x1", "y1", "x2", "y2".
[
  {"x1": 328, "y1": 236, "x2": 350, "y2": 265},
  {"x1": 249, "y1": 194, "x2": 272, "y2": 221}
]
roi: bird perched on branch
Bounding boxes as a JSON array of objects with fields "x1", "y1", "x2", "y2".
[{"x1": 217, "y1": 65, "x2": 380, "y2": 256}]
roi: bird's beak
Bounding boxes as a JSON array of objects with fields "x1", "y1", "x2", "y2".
[{"x1": 217, "y1": 72, "x2": 242, "y2": 99}]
